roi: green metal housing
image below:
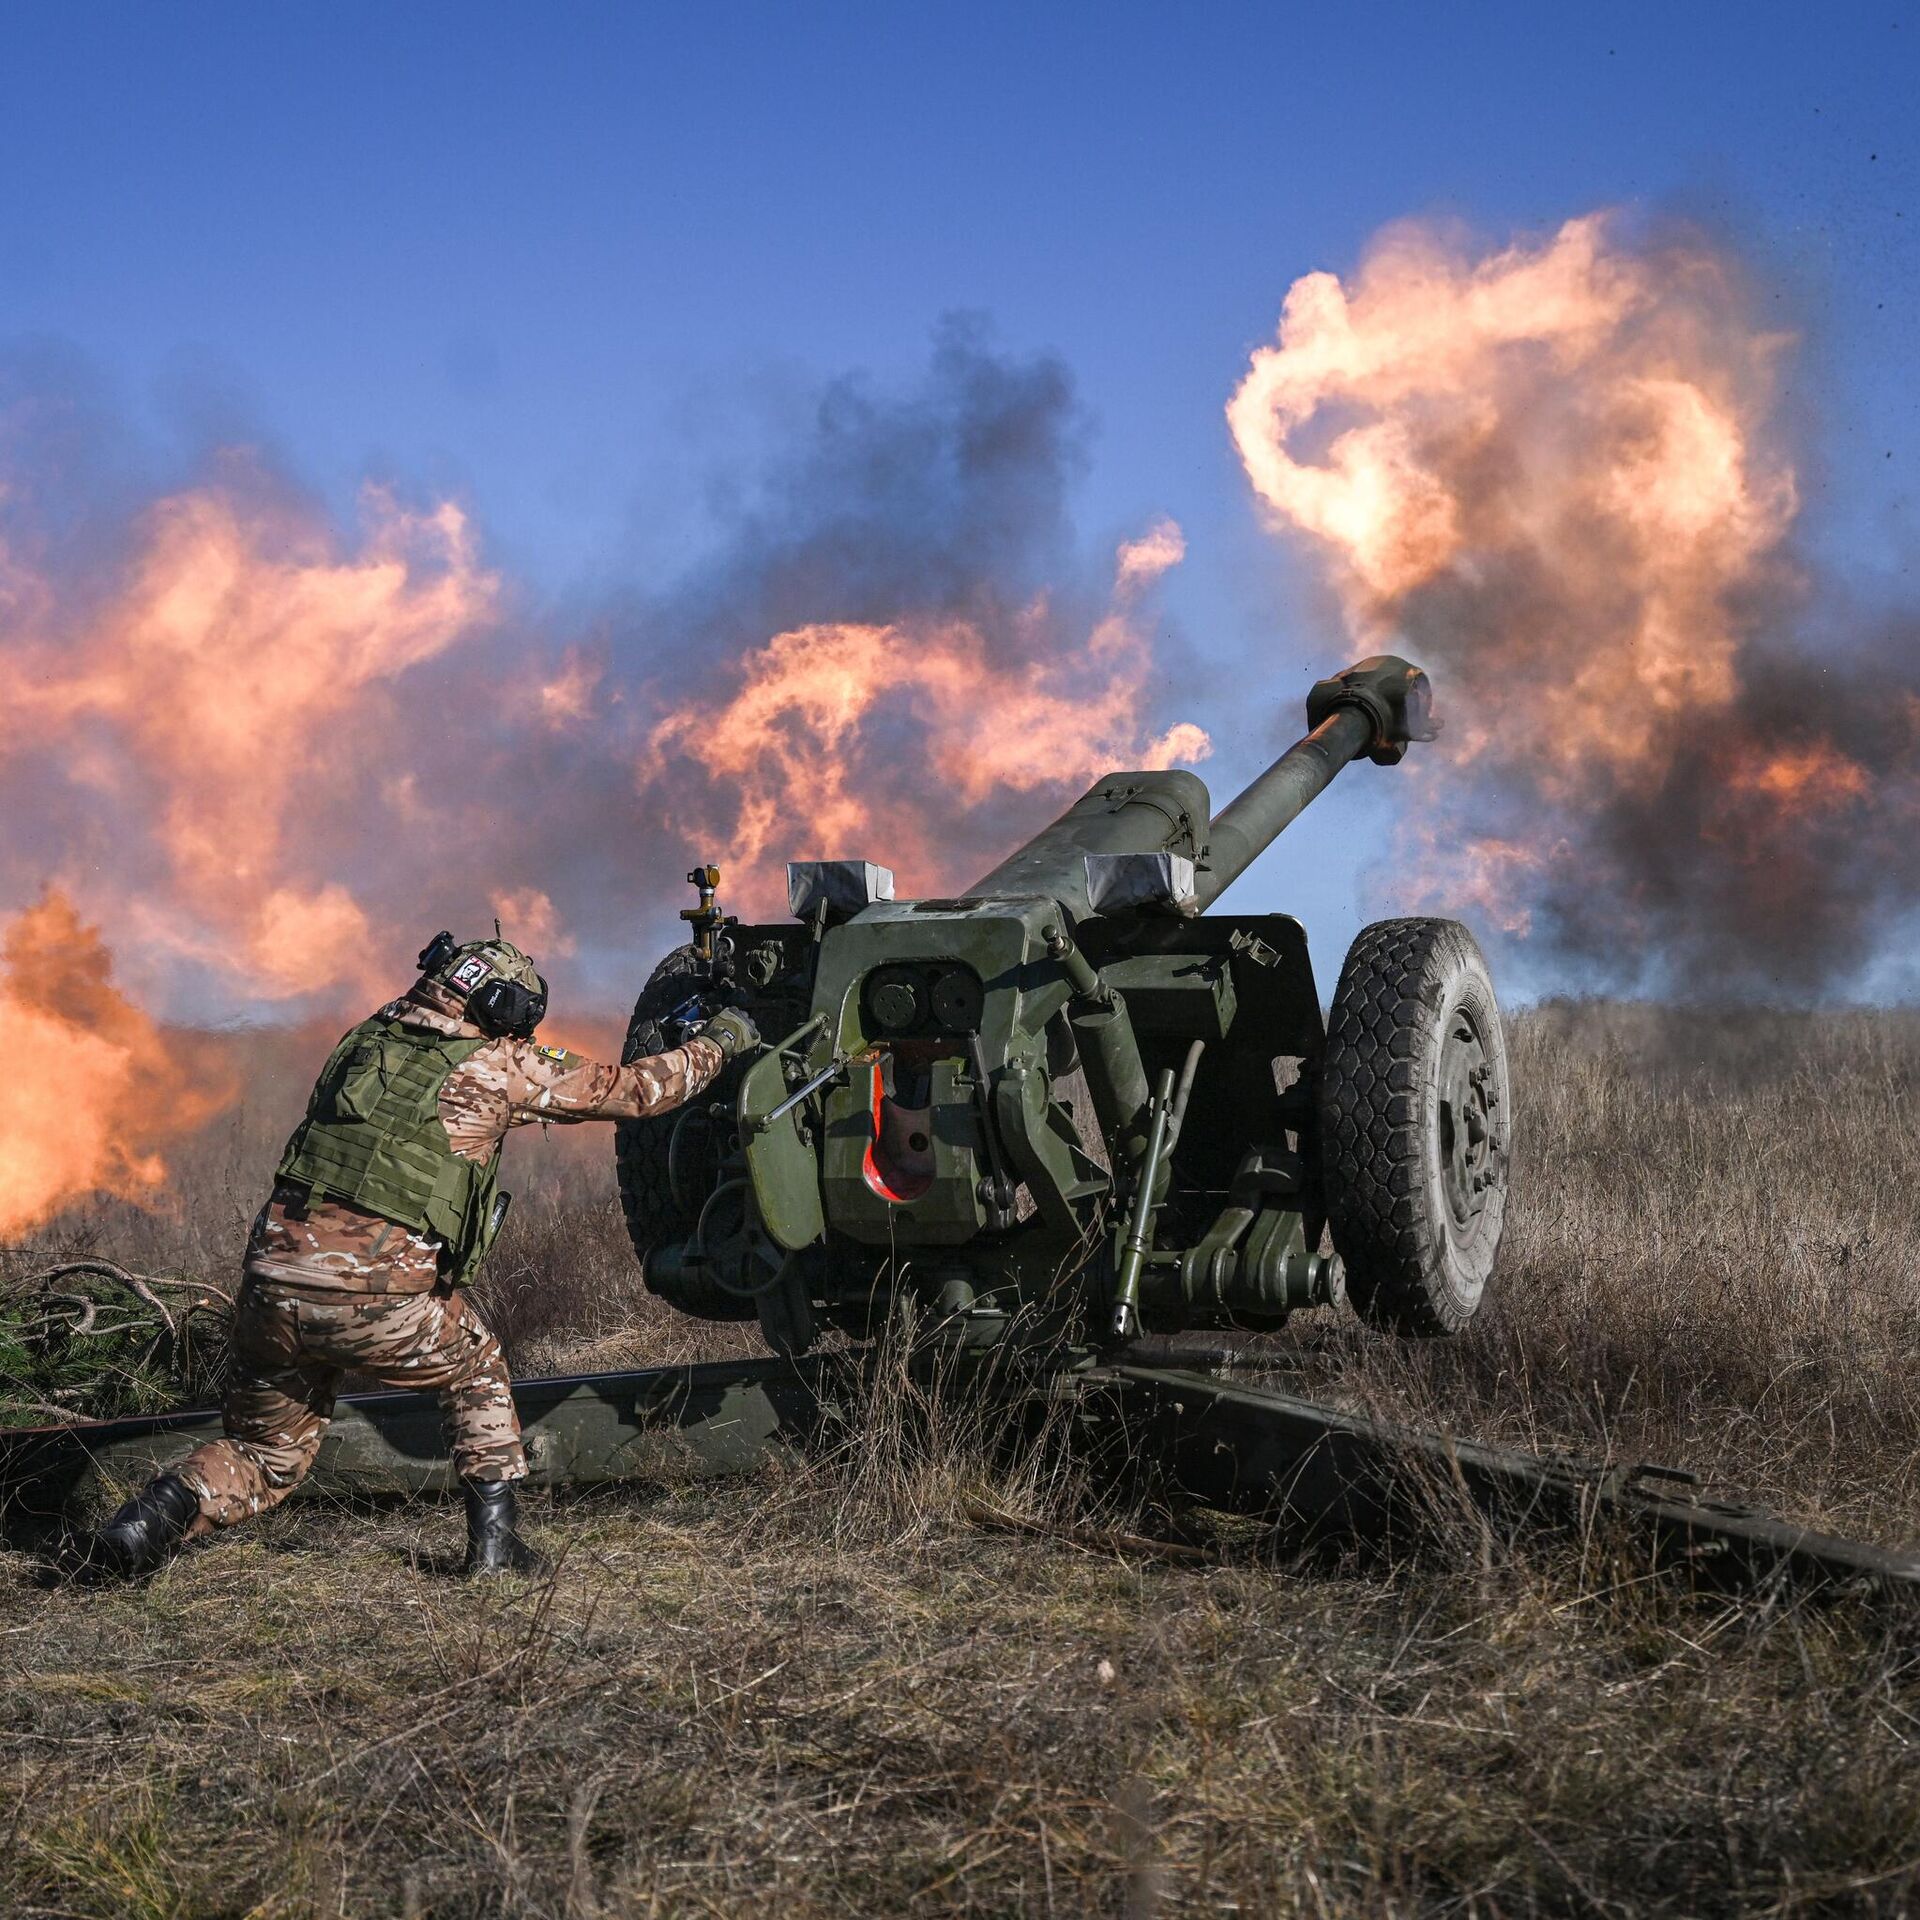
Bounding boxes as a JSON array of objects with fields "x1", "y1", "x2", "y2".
[{"x1": 633, "y1": 656, "x2": 1439, "y2": 1355}]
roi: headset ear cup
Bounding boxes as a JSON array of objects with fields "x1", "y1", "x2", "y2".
[{"x1": 467, "y1": 978, "x2": 544, "y2": 1039}]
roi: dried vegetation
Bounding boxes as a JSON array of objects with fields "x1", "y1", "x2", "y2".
[{"x1": 3, "y1": 1003, "x2": 1919, "y2": 1916}]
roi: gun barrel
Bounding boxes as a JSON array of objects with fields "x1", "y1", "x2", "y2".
[
  {"x1": 964, "y1": 768, "x2": 1212, "y2": 918},
  {"x1": 1197, "y1": 653, "x2": 1436, "y2": 910},
  {"x1": 962, "y1": 655, "x2": 1434, "y2": 920},
  {"x1": 1196, "y1": 706, "x2": 1375, "y2": 911}
]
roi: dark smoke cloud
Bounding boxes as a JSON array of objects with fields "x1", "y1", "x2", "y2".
[
  {"x1": 1, "y1": 317, "x2": 1183, "y2": 1026},
  {"x1": 1561, "y1": 647, "x2": 1918, "y2": 999},
  {"x1": 1400, "y1": 574, "x2": 1920, "y2": 999},
  {"x1": 407, "y1": 314, "x2": 1110, "y2": 994},
  {"x1": 666, "y1": 313, "x2": 1087, "y2": 646},
  {"x1": 1229, "y1": 210, "x2": 1920, "y2": 1003}
]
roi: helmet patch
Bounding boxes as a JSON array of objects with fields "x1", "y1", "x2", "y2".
[{"x1": 450, "y1": 955, "x2": 495, "y2": 993}]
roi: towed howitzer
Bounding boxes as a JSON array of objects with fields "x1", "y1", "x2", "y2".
[
  {"x1": 10, "y1": 656, "x2": 1915, "y2": 1600},
  {"x1": 617, "y1": 654, "x2": 1507, "y2": 1358}
]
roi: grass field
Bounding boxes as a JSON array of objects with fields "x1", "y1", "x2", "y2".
[{"x1": 3, "y1": 1004, "x2": 1919, "y2": 1916}]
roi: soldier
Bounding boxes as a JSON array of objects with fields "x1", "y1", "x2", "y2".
[{"x1": 76, "y1": 932, "x2": 756, "y2": 1581}]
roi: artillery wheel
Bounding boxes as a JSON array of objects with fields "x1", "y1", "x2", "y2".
[
  {"x1": 613, "y1": 945, "x2": 757, "y2": 1320},
  {"x1": 1318, "y1": 918, "x2": 1510, "y2": 1337}
]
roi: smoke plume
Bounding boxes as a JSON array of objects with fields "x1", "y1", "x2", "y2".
[
  {"x1": 0, "y1": 323, "x2": 1204, "y2": 1231},
  {"x1": 0, "y1": 476, "x2": 497, "y2": 1005},
  {"x1": 0, "y1": 892, "x2": 235, "y2": 1237},
  {"x1": 606, "y1": 319, "x2": 1208, "y2": 916},
  {"x1": 639, "y1": 520, "x2": 1207, "y2": 911},
  {"x1": 1229, "y1": 211, "x2": 1920, "y2": 997}
]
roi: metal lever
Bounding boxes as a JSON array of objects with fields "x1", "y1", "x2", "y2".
[
  {"x1": 752, "y1": 1054, "x2": 850, "y2": 1134},
  {"x1": 1109, "y1": 1041, "x2": 1205, "y2": 1341},
  {"x1": 1111, "y1": 1070, "x2": 1175, "y2": 1340},
  {"x1": 965, "y1": 1033, "x2": 1020, "y2": 1230}
]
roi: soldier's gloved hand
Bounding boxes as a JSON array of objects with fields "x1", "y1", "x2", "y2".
[{"x1": 696, "y1": 1007, "x2": 760, "y2": 1059}]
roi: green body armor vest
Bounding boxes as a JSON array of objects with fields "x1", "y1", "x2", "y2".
[{"x1": 276, "y1": 1017, "x2": 508, "y2": 1284}]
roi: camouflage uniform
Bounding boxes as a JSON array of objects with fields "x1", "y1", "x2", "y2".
[{"x1": 175, "y1": 980, "x2": 723, "y2": 1531}]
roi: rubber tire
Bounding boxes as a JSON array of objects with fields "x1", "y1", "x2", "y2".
[
  {"x1": 613, "y1": 945, "x2": 716, "y2": 1265},
  {"x1": 1318, "y1": 918, "x2": 1511, "y2": 1337}
]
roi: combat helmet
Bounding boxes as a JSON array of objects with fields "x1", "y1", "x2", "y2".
[{"x1": 416, "y1": 930, "x2": 549, "y2": 1038}]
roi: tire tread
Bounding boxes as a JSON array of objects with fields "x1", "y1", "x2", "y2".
[
  {"x1": 613, "y1": 947, "x2": 710, "y2": 1265},
  {"x1": 1319, "y1": 917, "x2": 1502, "y2": 1337}
]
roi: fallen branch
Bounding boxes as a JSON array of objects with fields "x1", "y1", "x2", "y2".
[
  {"x1": 13, "y1": 1259, "x2": 234, "y2": 1329},
  {"x1": 0, "y1": 1389, "x2": 90, "y2": 1424},
  {"x1": 963, "y1": 1499, "x2": 1216, "y2": 1565},
  {"x1": 27, "y1": 1292, "x2": 99, "y2": 1339},
  {"x1": 26, "y1": 1260, "x2": 180, "y2": 1336}
]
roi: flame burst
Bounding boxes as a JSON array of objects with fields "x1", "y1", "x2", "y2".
[
  {"x1": 1231, "y1": 212, "x2": 1916, "y2": 992},
  {"x1": 641, "y1": 519, "x2": 1209, "y2": 912},
  {"x1": 0, "y1": 892, "x2": 235, "y2": 1236},
  {"x1": 0, "y1": 477, "x2": 497, "y2": 1231},
  {"x1": 0, "y1": 480, "x2": 496, "y2": 1001}
]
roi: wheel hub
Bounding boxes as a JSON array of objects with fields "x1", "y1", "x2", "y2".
[{"x1": 1436, "y1": 1009, "x2": 1502, "y2": 1233}]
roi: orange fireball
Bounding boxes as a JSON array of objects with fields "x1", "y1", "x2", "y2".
[{"x1": 0, "y1": 892, "x2": 236, "y2": 1236}]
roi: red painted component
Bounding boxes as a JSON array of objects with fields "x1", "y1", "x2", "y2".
[{"x1": 861, "y1": 1058, "x2": 935, "y2": 1203}]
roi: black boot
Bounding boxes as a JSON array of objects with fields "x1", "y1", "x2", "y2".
[
  {"x1": 72, "y1": 1472, "x2": 200, "y2": 1583},
  {"x1": 461, "y1": 1478, "x2": 550, "y2": 1577}
]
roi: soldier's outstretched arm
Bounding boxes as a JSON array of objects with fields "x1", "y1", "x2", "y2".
[{"x1": 482, "y1": 1034, "x2": 729, "y2": 1128}]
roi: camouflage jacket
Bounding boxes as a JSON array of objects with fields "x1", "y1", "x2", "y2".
[{"x1": 246, "y1": 984, "x2": 724, "y2": 1295}]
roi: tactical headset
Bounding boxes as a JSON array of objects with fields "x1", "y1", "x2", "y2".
[{"x1": 416, "y1": 931, "x2": 549, "y2": 1040}]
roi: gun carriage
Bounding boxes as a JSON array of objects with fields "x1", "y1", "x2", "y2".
[{"x1": 616, "y1": 655, "x2": 1508, "y2": 1362}]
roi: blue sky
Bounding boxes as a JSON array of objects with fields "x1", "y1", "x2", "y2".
[{"x1": 1, "y1": 3, "x2": 1914, "y2": 993}]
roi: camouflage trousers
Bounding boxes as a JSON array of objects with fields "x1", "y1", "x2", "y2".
[{"x1": 175, "y1": 1280, "x2": 526, "y2": 1528}]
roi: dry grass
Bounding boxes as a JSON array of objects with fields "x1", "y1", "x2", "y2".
[
  {"x1": 3, "y1": 1003, "x2": 1919, "y2": 1916},
  {"x1": 1301, "y1": 1003, "x2": 1920, "y2": 1544}
]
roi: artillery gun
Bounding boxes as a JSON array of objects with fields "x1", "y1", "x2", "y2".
[
  {"x1": 6, "y1": 656, "x2": 1916, "y2": 1599},
  {"x1": 616, "y1": 655, "x2": 1509, "y2": 1362}
]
